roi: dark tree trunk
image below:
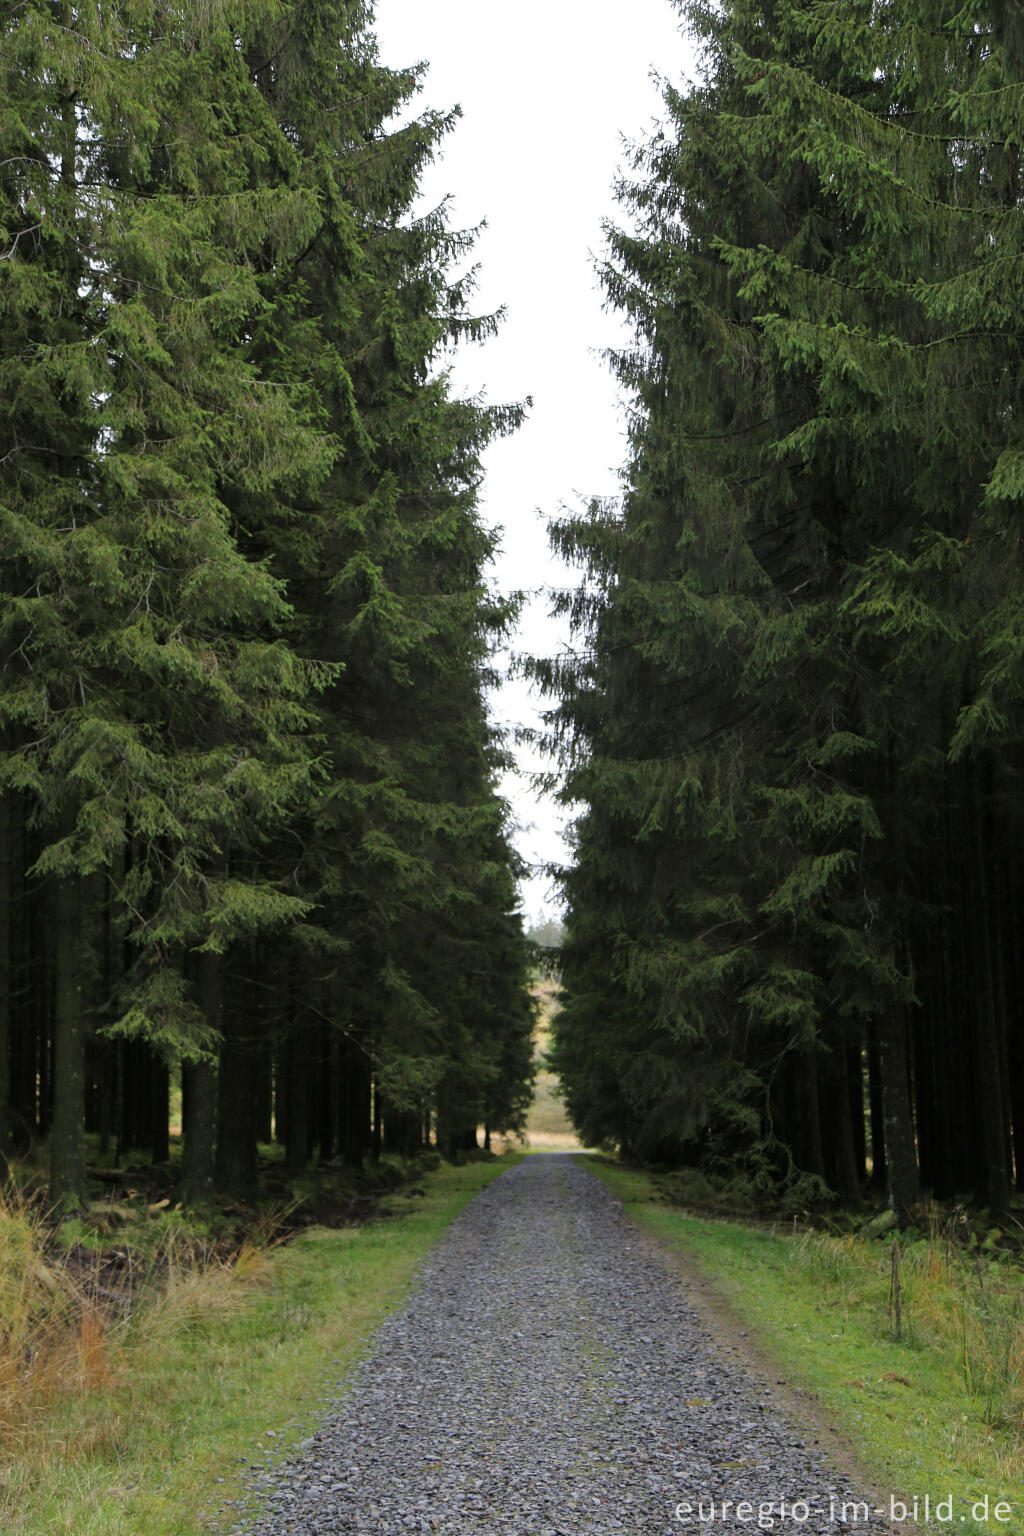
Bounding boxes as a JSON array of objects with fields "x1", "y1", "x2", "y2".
[
  {"x1": 371, "y1": 1076, "x2": 382, "y2": 1164},
  {"x1": 215, "y1": 985, "x2": 257, "y2": 1193},
  {"x1": 181, "y1": 951, "x2": 219, "y2": 1202},
  {"x1": 800, "y1": 1048, "x2": 826, "y2": 1181},
  {"x1": 35, "y1": 883, "x2": 55, "y2": 1136},
  {"x1": 118, "y1": 1040, "x2": 148, "y2": 1155},
  {"x1": 0, "y1": 788, "x2": 11, "y2": 1171},
  {"x1": 847, "y1": 1041, "x2": 867, "y2": 1180},
  {"x1": 9, "y1": 831, "x2": 37, "y2": 1140},
  {"x1": 254, "y1": 1036, "x2": 273, "y2": 1145},
  {"x1": 828, "y1": 1047, "x2": 863, "y2": 1207},
  {"x1": 96, "y1": 1042, "x2": 113, "y2": 1159},
  {"x1": 150, "y1": 1055, "x2": 170, "y2": 1164},
  {"x1": 284, "y1": 1029, "x2": 311, "y2": 1176},
  {"x1": 50, "y1": 851, "x2": 87, "y2": 1212},
  {"x1": 945, "y1": 854, "x2": 982, "y2": 1195},
  {"x1": 866, "y1": 1017, "x2": 887, "y2": 1190},
  {"x1": 341, "y1": 1040, "x2": 370, "y2": 1167},
  {"x1": 1006, "y1": 849, "x2": 1024, "y2": 1191},
  {"x1": 921, "y1": 921, "x2": 956, "y2": 1199},
  {"x1": 877, "y1": 1004, "x2": 919, "y2": 1224},
  {"x1": 316, "y1": 1023, "x2": 335, "y2": 1162},
  {"x1": 966, "y1": 759, "x2": 1011, "y2": 1215}
]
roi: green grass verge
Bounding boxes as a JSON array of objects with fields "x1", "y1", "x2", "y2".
[
  {"x1": 582, "y1": 1157, "x2": 1023, "y2": 1535},
  {"x1": 2, "y1": 1154, "x2": 520, "y2": 1536}
]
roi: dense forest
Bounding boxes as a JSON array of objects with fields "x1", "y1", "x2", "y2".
[
  {"x1": 7, "y1": 0, "x2": 1023, "y2": 1227},
  {"x1": 0, "y1": 0, "x2": 536, "y2": 1210},
  {"x1": 544, "y1": 0, "x2": 1024, "y2": 1218}
]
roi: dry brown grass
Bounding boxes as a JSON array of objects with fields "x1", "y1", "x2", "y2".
[
  {"x1": 0, "y1": 1198, "x2": 113, "y2": 1451},
  {"x1": 0, "y1": 1186, "x2": 268, "y2": 1478}
]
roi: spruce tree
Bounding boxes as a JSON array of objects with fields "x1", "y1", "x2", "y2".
[
  {"x1": 1, "y1": 0, "x2": 330, "y2": 1206},
  {"x1": 0, "y1": 0, "x2": 538, "y2": 1197},
  {"x1": 238, "y1": 0, "x2": 532, "y2": 1169},
  {"x1": 546, "y1": 0, "x2": 1024, "y2": 1216}
]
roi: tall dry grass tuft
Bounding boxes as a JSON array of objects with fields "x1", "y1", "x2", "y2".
[
  {"x1": 135, "y1": 1231, "x2": 270, "y2": 1341},
  {"x1": 0, "y1": 1190, "x2": 120, "y2": 1457},
  {"x1": 0, "y1": 1183, "x2": 271, "y2": 1488}
]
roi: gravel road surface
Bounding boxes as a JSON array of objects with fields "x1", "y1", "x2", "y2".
[{"x1": 236, "y1": 1153, "x2": 892, "y2": 1535}]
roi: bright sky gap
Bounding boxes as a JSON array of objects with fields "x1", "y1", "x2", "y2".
[{"x1": 372, "y1": 0, "x2": 699, "y2": 921}]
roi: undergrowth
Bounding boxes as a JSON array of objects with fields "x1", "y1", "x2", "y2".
[{"x1": 0, "y1": 1187, "x2": 272, "y2": 1474}]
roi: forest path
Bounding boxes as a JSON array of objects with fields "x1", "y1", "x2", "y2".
[{"x1": 236, "y1": 1154, "x2": 889, "y2": 1535}]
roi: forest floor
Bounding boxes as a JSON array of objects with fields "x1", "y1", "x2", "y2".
[{"x1": 230, "y1": 1152, "x2": 896, "y2": 1536}]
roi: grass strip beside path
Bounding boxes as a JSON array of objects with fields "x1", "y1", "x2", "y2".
[
  {"x1": 583, "y1": 1157, "x2": 1024, "y2": 1536},
  {"x1": 3, "y1": 1155, "x2": 521, "y2": 1536}
]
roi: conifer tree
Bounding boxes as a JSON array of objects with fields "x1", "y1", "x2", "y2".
[
  {"x1": 547, "y1": 0, "x2": 1024, "y2": 1216},
  {"x1": 234, "y1": 0, "x2": 532, "y2": 1170},
  {"x1": 0, "y1": 0, "x2": 537, "y2": 1199}
]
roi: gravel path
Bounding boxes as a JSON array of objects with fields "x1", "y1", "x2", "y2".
[{"x1": 235, "y1": 1154, "x2": 892, "y2": 1536}]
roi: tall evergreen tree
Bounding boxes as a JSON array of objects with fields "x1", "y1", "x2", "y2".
[
  {"x1": 546, "y1": 0, "x2": 1024, "y2": 1217},
  {"x1": 0, "y1": 0, "x2": 535, "y2": 1200},
  {"x1": 1, "y1": 0, "x2": 344, "y2": 1208},
  {"x1": 235, "y1": 0, "x2": 532, "y2": 1170}
]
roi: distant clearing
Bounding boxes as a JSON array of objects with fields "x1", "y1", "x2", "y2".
[{"x1": 522, "y1": 978, "x2": 580, "y2": 1151}]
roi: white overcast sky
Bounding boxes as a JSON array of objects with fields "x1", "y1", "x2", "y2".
[{"x1": 372, "y1": 1, "x2": 698, "y2": 923}]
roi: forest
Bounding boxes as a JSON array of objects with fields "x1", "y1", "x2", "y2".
[
  {"x1": 8, "y1": 4, "x2": 1024, "y2": 1533},
  {"x1": 544, "y1": 0, "x2": 1024, "y2": 1220},
  {"x1": 0, "y1": 0, "x2": 535, "y2": 1213},
  {"x1": 3, "y1": 0, "x2": 1024, "y2": 1231}
]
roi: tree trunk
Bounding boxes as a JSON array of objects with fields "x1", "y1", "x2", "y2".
[
  {"x1": 966, "y1": 758, "x2": 1011, "y2": 1215},
  {"x1": 181, "y1": 951, "x2": 219, "y2": 1202},
  {"x1": 50, "y1": 848, "x2": 87, "y2": 1213},
  {"x1": 800, "y1": 1048, "x2": 826, "y2": 1181},
  {"x1": 341, "y1": 1039, "x2": 370, "y2": 1168},
  {"x1": 1005, "y1": 844, "x2": 1024, "y2": 1191},
  {"x1": 284, "y1": 1029, "x2": 311, "y2": 1176},
  {"x1": 371, "y1": 1075, "x2": 382, "y2": 1164},
  {"x1": 215, "y1": 986, "x2": 257, "y2": 1193},
  {"x1": 316, "y1": 1022, "x2": 335, "y2": 1162},
  {"x1": 0, "y1": 788, "x2": 11, "y2": 1172},
  {"x1": 877, "y1": 1004, "x2": 919, "y2": 1223},
  {"x1": 866, "y1": 1017, "x2": 887, "y2": 1189},
  {"x1": 150, "y1": 1055, "x2": 170, "y2": 1164},
  {"x1": 829, "y1": 1047, "x2": 863, "y2": 1207},
  {"x1": 847, "y1": 1042, "x2": 867, "y2": 1180}
]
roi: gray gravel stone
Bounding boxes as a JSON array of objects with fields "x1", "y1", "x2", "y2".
[{"x1": 235, "y1": 1153, "x2": 893, "y2": 1535}]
